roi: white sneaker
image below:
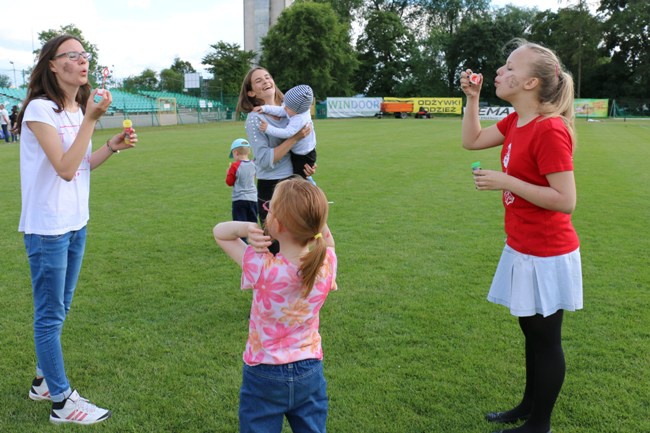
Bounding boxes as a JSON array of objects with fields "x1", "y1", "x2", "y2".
[
  {"x1": 28, "y1": 377, "x2": 51, "y2": 401},
  {"x1": 49, "y1": 390, "x2": 112, "y2": 425}
]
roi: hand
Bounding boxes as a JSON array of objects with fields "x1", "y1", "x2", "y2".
[
  {"x1": 247, "y1": 224, "x2": 272, "y2": 253},
  {"x1": 108, "y1": 130, "x2": 137, "y2": 152},
  {"x1": 303, "y1": 162, "x2": 317, "y2": 177},
  {"x1": 460, "y1": 69, "x2": 483, "y2": 98},
  {"x1": 252, "y1": 106, "x2": 264, "y2": 113},
  {"x1": 259, "y1": 119, "x2": 268, "y2": 132},
  {"x1": 473, "y1": 169, "x2": 508, "y2": 191},
  {"x1": 85, "y1": 89, "x2": 112, "y2": 120},
  {"x1": 292, "y1": 122, "x2": 312, "y2": 141}
]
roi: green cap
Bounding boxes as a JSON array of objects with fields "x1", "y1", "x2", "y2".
[{"x1": 471, "y1": 161, "x2": 481, "y2": 170}]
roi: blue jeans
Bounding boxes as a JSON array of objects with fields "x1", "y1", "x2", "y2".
[
  {"x1": 239, "y1": 359, "x2": 328, "y2": 433},
  {"x1": 24, "y1": 227, "x2": 87, "y2": 402}
]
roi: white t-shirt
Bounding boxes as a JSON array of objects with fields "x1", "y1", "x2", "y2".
[
  {"x1": 19, "y1": 99, "x2": 91, "y2": 235},
  {"x1": 0, "y1": 108, "x2": 9, "y2": 125}
]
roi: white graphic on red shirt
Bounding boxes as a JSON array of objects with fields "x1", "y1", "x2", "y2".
[{"x1": 503, "y1": 142, "x2": 515, "y2": 205}]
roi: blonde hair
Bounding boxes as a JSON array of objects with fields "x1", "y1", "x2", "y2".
[
  {"x1": 233, "y1": 146, "x2": 250, "y2": 156},
  {"x1": 270, "y1": 177, "x2": 329, "y2": 294},
  {"x1": 509, "y1": 39, "x2": 576, "y2": 144}
]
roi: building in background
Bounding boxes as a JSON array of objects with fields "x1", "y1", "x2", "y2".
[{"x1": 244, "y1": 0, "x2": 294, "y2": 62}]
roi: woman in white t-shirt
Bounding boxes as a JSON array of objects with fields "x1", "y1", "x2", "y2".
[{"x1": 16, "y1": 34, "x2": 137, "y2": 425}]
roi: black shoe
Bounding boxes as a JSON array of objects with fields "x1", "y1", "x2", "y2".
[{"x1": 485, "y1": 411, "x2": 530, "y2": 424}]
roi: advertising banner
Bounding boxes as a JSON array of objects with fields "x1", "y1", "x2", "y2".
[
  {"x1": 384, "y1": 97, "x2": 463, "y2": 114},
  {"x1": 574, "y1": 99, "x2": 608, "y2": 118},
  {"x1": 326, "y1": 97, "x2": 382, "y2": 118},
  {"x1": 475, "y1": 106, "x2": 515, "y2": 121}
]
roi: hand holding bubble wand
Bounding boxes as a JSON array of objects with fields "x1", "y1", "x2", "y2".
[{"x1": 97, "y1": 67, "x2": 110, "y2": 96}]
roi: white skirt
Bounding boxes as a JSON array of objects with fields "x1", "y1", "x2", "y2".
[{"x1": 488, "y1": 244, "x2": 583, "y2": 317}]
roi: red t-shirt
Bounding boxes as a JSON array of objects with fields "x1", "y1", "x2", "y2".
[{"x1": 496, "y1": 113, "x2": 579, "y2": 257}]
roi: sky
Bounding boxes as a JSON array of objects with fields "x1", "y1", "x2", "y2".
[{"x1": 1, "y1": 0, "x2": 562, "y2": 88}]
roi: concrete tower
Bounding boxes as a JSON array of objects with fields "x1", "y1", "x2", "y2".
[{"x1": 244, "y1": 0, "x2": 294, "y2": 61}]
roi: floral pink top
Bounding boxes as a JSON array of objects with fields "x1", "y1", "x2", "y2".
[{"x1": 240, "y1": 246, "x2": 338, "y2": 366}]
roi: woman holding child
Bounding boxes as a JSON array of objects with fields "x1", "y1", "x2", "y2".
[{"x1": 235, "y1": 67, "x2": 314, "y2": 226}]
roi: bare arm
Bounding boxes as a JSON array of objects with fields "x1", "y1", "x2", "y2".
[
  {"x1": 322, "y1": 224, "x2": 335, "y2": 249},
  {"x1": 474, "y1": 170, "x2": 576, "y2": 214},
  {"x1": 213, "y1": 221, "x2": 272, "y2": 267},
  {"x1": 28, "y1": 119, "x2": 97, "y2": 181},
  {"x1": 459, "y1": 69, "x2": 504, "y2": 150},
  {"x1": 89, "y1": 130, "x2": 137, "y2": 170}
]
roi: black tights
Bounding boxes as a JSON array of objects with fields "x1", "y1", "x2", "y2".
[{"x1": 500, "y1": 310, "x2": 565, "y2": 433}]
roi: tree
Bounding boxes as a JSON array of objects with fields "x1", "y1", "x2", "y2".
[
  {"x1": 37, "y1": 25, "x2": 100, "y2": 87},
  {"x1": 159, "y1": 57, "x2": 196, "y2": 93},
  {"x1": 306, "y1": 0, "x2": 365, "y2": 22},
  {"x1": 0, "y1": 74, "x2": 11, "y2": 88},
  {"x1": 122, "y1": 69, "x2": 159, "y2": 92},
  {"x1": 599, "y1": 0, "x2": 650, "y2": 98},
  {"x1": 529, "y1": 6, "x2": 604, "y2": 98},
  {"x1": 355, "y1": 9, "x2": 418, "y2": 96},
  {"x1": 419, "y1": 0, "x2": 493, "y2": 95},
  {"x1": 445, "y1": 6, "x2": 537, "y2": 99},
  {"x1": 159, "y1": 69, "x2": 183, "y2": 93},
  {"x1": 170, "y1": 57, "x2": 196, "y2": 75},
  {"x1": 260, "y1": 2, "x2": 358, "y2": 99},
  {"x1": 202, "y1": 42, "x2": 256, "y2": 96}
]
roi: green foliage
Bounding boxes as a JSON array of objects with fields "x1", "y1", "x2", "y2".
[
  {"x1": 0, "y1": 73, "x2": 11, "y2": 87},
  {"x1": 261, "y1": 2, "x2": 358, "y2": 99},
  {"x1": 304, "y1": 0, "x2": 365, "y2": 22},
  {"x1": 202, "y1": 42, "x2": 256, "y2": 96},
  {"x1": 170, "y1": 57, "x2": 196, "y2": 74},
  {"x1": 528, "y1": 7, "x2": 605, "y2": 98},
  {"x1": 37, "y1": 24, "x2": 100, "y2": 87},
  {"x1": 159, "y1": 68, "x2": 183, "y2": 93},
  {"x1": 355, "y1": 10, "x2": 418, "y2": 96},
  {"x1": 122, "y1": 68, "x2": 159, "y2": 92},
  {"x1": 1, "y1": 118, "x2": 649, "y2": 432},
  {"x1": 446, "y1": 7, "x2": 536, "y2": 97},
  {"x1": 599, "y1": 0, "x2": 650, "y2": 98}
]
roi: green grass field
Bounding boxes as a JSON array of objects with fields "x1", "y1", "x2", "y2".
[{"x1": 0, "y1": 117, "x2": 648, "y2": 432}]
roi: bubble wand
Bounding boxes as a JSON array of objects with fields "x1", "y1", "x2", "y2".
[{"x1": 98, "y1": 67, "x2": 110, "y2": 96}]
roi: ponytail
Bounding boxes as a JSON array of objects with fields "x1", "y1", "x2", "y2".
[
  {"x1": 269, "y1": 177, "x2": 330, "y2": 295},
  {"x1": 510, "y1": 39, "x2": 577, "y2": 147},
  {"x1": 300, "y1": 233, "x2": 329, "y2": 295}
]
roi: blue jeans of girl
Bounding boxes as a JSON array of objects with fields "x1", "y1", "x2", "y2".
[
  {"x1": 239, "y1": 359, "x2": 328, "y2": 433},
  {"x1": 24, "y1": 227, "x2": 86, "y2": 402}
]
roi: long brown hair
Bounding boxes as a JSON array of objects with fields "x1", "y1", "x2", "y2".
[
  {"x1": 270, "y1": 177, "x2": 330, "y2": 294},
  {"x1": 16, "y1": 34, "x2": 91, "y2": 133},
  {"x1": 235, "y1": 67, "x2": 284, "y2": 120}
]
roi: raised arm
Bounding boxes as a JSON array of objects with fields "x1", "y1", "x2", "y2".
[
  {"x1": 27, "y1": 90, "x2": 112, "y2": 181},
  {"x1": 459, "y1": 69, "x2": 504, "y2": 150},
  {"x1": 245, "y1": 113, "x2": 312, "y2": 168},
  {"x1": 264, "y1": 115, "x2": 305, "y2": 139},
  {"x1": 261, "y1": 104, "x2": 287, "y2": 118},
  {"x1": 213, "y1": 221, "x2": 272, "y2": 266}
]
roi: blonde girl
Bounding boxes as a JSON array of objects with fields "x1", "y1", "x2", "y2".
[
  {"x1": 460, "y1": 39, "x2": 582, "y2": 433},
  {"x1": 214, "y1": 177, "x2": 336, "y2": 433}
]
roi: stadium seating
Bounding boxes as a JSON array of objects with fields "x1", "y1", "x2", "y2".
[
  {"x1": 0, "y1": 87, "x2": 27, "y2": 106},
  {"x1": 0, "y1": 87, "x2": 226, "y2": 114},
  {"x1": 138, "y1": 90, "x2": 224, "y2": 110}
]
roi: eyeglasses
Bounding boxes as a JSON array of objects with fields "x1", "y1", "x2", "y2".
[{"x1": 53, "y1": 51, "x2": 92, "y2": 62}]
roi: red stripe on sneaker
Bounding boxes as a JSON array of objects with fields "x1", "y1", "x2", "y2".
[
  {"x1": 43, "y1": 391, "x2": 50, "y2": 397},
  {"x1": 66, "y1": 410, "x2": 79, "y2": 420},
  {"x1": 77, "y1": 412, "x2": 88, "y2": 421}
]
